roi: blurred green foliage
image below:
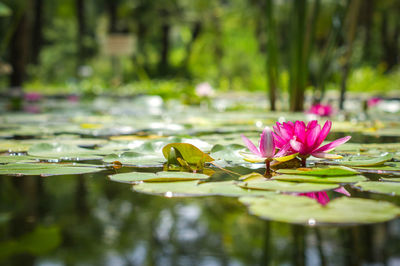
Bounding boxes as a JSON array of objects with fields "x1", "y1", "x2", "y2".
[{"x1": 0, "y1": 0, "x2": 399, "y2": 100}]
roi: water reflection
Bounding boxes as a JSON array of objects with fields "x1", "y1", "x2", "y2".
[{"x1": 1, "y1": 172, "x2": 400, "y2": 265}]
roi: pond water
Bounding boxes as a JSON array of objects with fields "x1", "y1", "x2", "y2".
[{"x1": 1, "y1": 95, "x2": 400, "y2": 265}]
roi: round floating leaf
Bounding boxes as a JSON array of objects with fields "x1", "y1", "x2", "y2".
[
  {"x1": 133, "y1": 180, "x2": 275, "y2": 197},
  {"x1": 380, "y1": 177, "x2": 400, "y2": 182},
  {"x1": 210, "y1": 144, "x2": 247, "y2": 163},
  {"x1": 103, "y1": 152, "x2": 165, "y2": 166},
  {"x1": 352, "y1": 162, "x2": 400, "y2": 173},
  {"x1": 277, "y1": 167, "x2": 358, "y2": 176},
  {"x1": 239, "y1": 195, "x2": 400, "y2": 225},
  {"x1": 272, "y1": 174, "x2": 367, "y2": 184},
  {"x1": 354, "y1": 181, "x2": 400, "y2": 196},
  {"x1": 162, "y1": 143, "x2": 214, "y2": 165},
  {"x1": 0, "y1": 155, "x2": 37, "y2": 164},
  {"x1": 239, "y1": 180, "x2": 338, "y2": 193},
  {"x1": 0, "y1": 163, "x2": 103, "y2": 176},
  {"x1": 109, "y1": 171, "x2": 209, "y2": 183},
  {"x1": 28, "y1": 143, "x2": 102, "y2": 160},
  {"x1": 334, "y1": 154, "x2": 393, "y2": 167}
]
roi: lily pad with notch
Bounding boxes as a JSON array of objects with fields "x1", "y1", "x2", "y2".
[
  {"x1": 132, "y1": 180, "x2": 275, "y2": 197},
  {"x1": 109, "y1": 171, "x2": 210, "y2": 183},
  {"x1": 239, "y1": 195, "x2": 400, "y2": 225}
]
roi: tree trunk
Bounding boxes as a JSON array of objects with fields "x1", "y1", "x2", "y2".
[
  {"x1": 75, "y1": 0, "x2": 86, "y2": 67},
  {"x1": 339, "y1": 0, "x2": 362, "y2": 110},
  {"x1": 158, "y1": 13, "x2": 170, "y2": 76},
  {"x1": 265, "y1": 0, "x2": 278, "y2": 111},
  {"x1": 289, "y1": 0, "x2": 306, "y2": 112},
  {"x1": 381, "y1": 10, "x2": 399, "y2": 71},
  {"x1": 31, "y1": 0, "x2": 43, "y2": 65},
  {"x1": 107, "y1": 0, "x2": 117, "y2": 33},
  {"x1": 182, "y1": 21, "x2": 202, "y2": 70},
  {"x1": 10, "y1": 7, "x2": 31, "y2": 87}
]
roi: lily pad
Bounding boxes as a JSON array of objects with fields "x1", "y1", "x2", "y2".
[
  {"x1": 109, "y1": 171, "x2": 210, "y2": 183},
  {"x1": 354, "y1": 181, "x2": 400, "y2": 196},
  {"x1": 28, "y1": 143, "x2": 102, "y2": 160},
  {"x1": 239, "y1": 195, "x2": 400, "y2": 225},
  {"x1": 334, "y1": 154, "x2": 393, "y2": 167},
  {"x1": 133, "y1": 180, "x2": 275, "y2": 197},
  {"x1": 0, "y1": 163, "x2": 103, "y2": 176},
  {"x1": 277, "y1": 167, "x2": 358, "y2": 176},
  {"x1": 103, "y1": 152, "x2": 165, "y2": 166},
  {"x1": 210, "y1": 144, "x2": 247, "y2": 163},
  {"x1": 352, "y1": 162, "x2": 400, "y2": 173},
  {"x1": 0, "y1": 155, "x2": 37, "y2": 164},
  {"x1": 162, "y1": 143, "x2": 214, "y2": 165},
  {"x1": 272, "y1": 174, "x2": 367, "y2": 184},
  {"x1": 238, "y1": 180, "x2": 339, "y2": 193}
]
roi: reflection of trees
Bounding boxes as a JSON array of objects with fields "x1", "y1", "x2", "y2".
[{"x1": 1, "y1": 172, "x2": 400, "y2": 265}]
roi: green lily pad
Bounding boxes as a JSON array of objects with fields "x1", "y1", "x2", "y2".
[
  {"x1": 239, "y1": 195, "x2": 400, "y2": 225},
  {"x1": 239, "y1": 180, "x2": 338, "y2": 193},
  {"x1": 109, "y1": 171, "x2": 210, "y2": 183},
  {"x1": 162, "y1": 143, "x2": 214, "y2": 165},
  {"x1": 103, "y1": 152, "x2": 165, "y2": 165},
  {"x1": 28, "y1": 143, "x2": 102, "y2": 160},
  {"x1": 210, "y1": 144, "x2": 247, "y2": 163},
  {"x1": 352, "y1": 162, "x2": 400, "y2": 173},
  {"x1": 133, "y1": 180, "x2": 275, "y2": 197},
  {"x1": 0, "y1": 155, "x2": 37, "y2": 164},
  {"x1": 354, "y1": 181, "x2": 400, "y2": 196},
  {"x1": 335, "y1": 154, "x2": 393, "y2": 167},
  {"x1": 0, "y1": 163, "x2": 103, "y2": 176},
  {"x1": 380, "y1": 177, "x2": 400, "y2": 182},
  {"x1": 272, "y1": 174, "x2": 367, "y2": 184},
  {"x1": 277, "y1": 167, "x2": 358, "y2": 176}
]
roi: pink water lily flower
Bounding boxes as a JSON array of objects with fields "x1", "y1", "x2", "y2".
[
  {"x1": 298, "y1": 187, "x2": 350, "y2": 205},
  {"x1": 273, "y1": 120, "x2": 351, "y2": 166},
  {"x1": 240, "y1": 127, "x2": 297, "y2": 175},
  {"x1": 308, "y1": 103, "x2": 333, "y2": 117}
]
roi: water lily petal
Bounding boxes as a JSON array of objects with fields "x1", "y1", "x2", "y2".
[
  {"x1": 239, "y1": 151, "x2": 265, "y2": 163},
  {"x1": 312, "y1": 120, "x2": 332, "y2": 150},
  {"x1": 313, "y1": 136, "x2": 351, "y2": 153},
  {"x1": 281, "y1": 123, "x2": 294, "y2": 140},
  {"x1": 295, "y1": 121, "x2": 306, "y2": 143},
  {"x1": 290, "y1": 138, "x2": 306, "y2": 154},
  {"x1": 259, "y1": 127, "x2": 275, "y2": 158},
  {"x1": 307, "y1": 120, "x2": 318, "y2": 130},
  {"x1": 272, "y1": 132, "x2": 286, "y2": 148},
  {"x1": 334, "y1": 187, "x2": 351, "y2": 196},
  {"x1": 274, "y1": 142, "x2": 292, "y2": 158},
  {"x1": 241, "y1": 134, "x2": 261, "y2": 156},
  {"x1": 306, "y1": 124, "x2": 321, "y2": 152}
]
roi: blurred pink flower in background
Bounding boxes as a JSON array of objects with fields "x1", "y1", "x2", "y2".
[
  {"x1": 308, "y1": 103, "x2": 333, "y2": 117},
  {"x1": 68, "y1": 94, "x2": 80, "y2": 103},
  {"x1": 195, "y1": 82, "x2": 215, "y2": 97},
  {"x1": 24, "y1": 92, "x2": 42, "y2": 102},
  {"x1": 367, "y1": 97, "x2": 382, "y2": 107}
]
